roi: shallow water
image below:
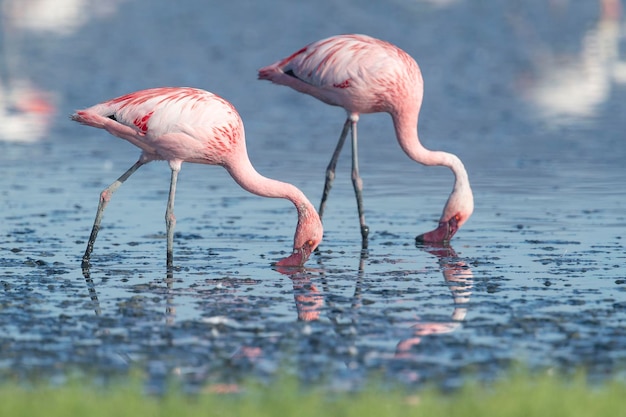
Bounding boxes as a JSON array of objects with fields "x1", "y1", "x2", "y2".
[{"x1": 1, "y1": 0, "x2": 625, "y2": 391}]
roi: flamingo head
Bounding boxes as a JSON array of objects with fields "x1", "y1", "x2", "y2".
[
  {"x1": 417, "y1": 180, "x2": 474, "y2": 244},
  {"x1": 416, "y1": 207, "x2": 474, "y2": 244},
  {"x1": 274, "y1": 206, "x2": 323, "y2": 268},
  {"x1": 416, "y1": 215, "x2": 462, "y2": 244}
]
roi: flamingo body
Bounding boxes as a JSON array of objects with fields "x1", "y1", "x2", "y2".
[
  {"x1": 75, "y1": 88, "x2": 240, "y2": 165},
  {"x1": 259, "y1": 34, "x2": 473, "y2": 245},
  {"x1": 72, "y1": 87, "x2": 322, "y2": 268},
  {"x1": 259, "y1": 34, "x2": 420, "y2": 115}
]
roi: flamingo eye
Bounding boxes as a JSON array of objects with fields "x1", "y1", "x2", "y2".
[
  {"x1": 307, "y1": 240, "x2": 314, "y2": 246},
  {"x1": 454, "y1": 214, "x2": 461, "y2": 222}
]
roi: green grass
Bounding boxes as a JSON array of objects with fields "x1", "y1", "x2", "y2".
[{"x1": 0, "y1": 370, "x2": 625, "y2": 417}]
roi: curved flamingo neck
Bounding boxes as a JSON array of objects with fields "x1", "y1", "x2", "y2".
[
  {"x1": 391, "y1": 112, "x2": 470, "y2": 186},
  {"x1": 391, "y1": 110, "x2": 473, "y2": 227},
  {"x1": 224, "y1": 148, "x2": 314, "y2": 216},
  {"x1": 223, "y1": 143, "x2": 322, "y2": 266}
]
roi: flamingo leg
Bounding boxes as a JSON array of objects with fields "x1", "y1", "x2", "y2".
[
  {"x1": 165, "y1": 166, "x2": 180, "y2": 269},
  {"x1": 318, "y1": 118, "x2": 351, "y2": 220},
  {"x1": 349, "y1": 120, "x2": 369, "y2": 248},
  {"x1": 82, "y1": 159, "x2": 145, "y2": 269}
]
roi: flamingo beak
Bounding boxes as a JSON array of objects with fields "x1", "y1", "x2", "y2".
[
  {"x1": 273, "y1": 245, "x2": 313, "y2": 269},
  {"x1": 275, "y1": 251, "x2": 306, "y2": 268},
  {"x1": 416, "y1": 216, "x2": 460, "y2": 244}
]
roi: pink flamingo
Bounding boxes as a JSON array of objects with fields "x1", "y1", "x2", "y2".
[
  {"x1": 259, "y1": 34, "x2": 473, "y2": 246},
  {"x1": 71, "y1": 87, "x2": 323, "y2": 268}
]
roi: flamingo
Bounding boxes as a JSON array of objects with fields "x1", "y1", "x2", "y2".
[
  {"x1": 71, "y1": 87, "x2": 323, "y2": 269},
  {"x1": 258, "y1": 34, "x2": 473, "y2": 247}
]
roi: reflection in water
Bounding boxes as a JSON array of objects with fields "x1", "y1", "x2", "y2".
[
  {"x1": 81, "y1": 265, "x2": 176, "y2": 326},
  {"x1": 521, "y1": 0, "x2": 626, "y2": 124},
  {"x1": 315, "y1": 246, "x2": 473, "y2": 364},
  {"x1": 80, "y1": 245, "x2": 473, "y2": 389},
  {"x1": 278, "y1": 246, "x2": 475, "y2": 384},
  {"x1": 82, "y1": 268, "x2": 102, "y2": 316},
  {"x1": 394, "y1": 245, "x2": 473, "y2": 359},
  {"x1": 290, "y1": 275, "x2": 324, "y2": 321},
  {"x1": 317, "y1": 247, "x2": 473, "y2": 365}
]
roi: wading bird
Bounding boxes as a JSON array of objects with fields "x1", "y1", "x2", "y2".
[
  {"x1": 258, "y1": 34, "x2": 473, "y2": 247},
  {"x1": 72, "y1": 87, "x2": 323, "y2": 268}
]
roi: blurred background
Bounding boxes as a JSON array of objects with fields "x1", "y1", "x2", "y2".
[{"x1": 2, "y1": 0, "x2": 625, "y2": 141}]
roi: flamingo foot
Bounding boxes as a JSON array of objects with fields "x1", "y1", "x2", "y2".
[{"x1": 416, "y1": 216, "x2": 459, "y2": 244}]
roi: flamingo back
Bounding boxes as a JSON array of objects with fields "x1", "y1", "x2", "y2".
[
  {"x1": 74, "y1": 87, "x2": 245, "y2": 165},
  {"x1": 259, "y1": 34, "x2": 423, "y2": 114}
]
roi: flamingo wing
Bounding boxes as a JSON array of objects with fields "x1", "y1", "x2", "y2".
[
  {"x1": 280, "y1": 35, "x2": 382, "y2": 88},
  {"x1": 73, "y1": 87, "x2": 243, "y2": 164},
  {"x1": 259, "y1": 34, "x2": 416, "y2": 112}
]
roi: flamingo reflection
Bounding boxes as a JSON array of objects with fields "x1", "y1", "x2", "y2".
[
  {"x1": 81, "y1": 266, "x2": 176, "y2": 326},
  {"x1": 80, "y1": 247, "x2": 473, "y2": 390},
  {"x1": 312, "y1": 246, "x2": 473, "y2": 364},
  {"x1": 394, "y1": 245, "x2": 473, "y2": 358},
  {"x1": 291, "y1": 275, "x2": 324, "y2": 321}
]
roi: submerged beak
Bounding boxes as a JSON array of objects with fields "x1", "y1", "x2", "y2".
[
  {"x1": 416, "y1": 216, "x2": 459, "y2": 244},
  {"x1": 273, "y1": 246, "x2": 312, "y2": 269}
]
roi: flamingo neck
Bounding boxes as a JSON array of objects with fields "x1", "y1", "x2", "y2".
[
  {"x1": 392, "y1": 111, "x2": 473, "y2": 224},
  {"x1": 392, "y1": 112, "x2": 470, "y2": 186},
  {"x1": 228, "y1": 154, "x2": 293, "y2": 200},
  {"x1": 224, "y1": 150, "x2": 314, "y2": 220}
]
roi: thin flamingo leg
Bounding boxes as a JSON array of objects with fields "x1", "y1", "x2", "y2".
[
  {"x1": 318, "y1": 118, "x2": 350, "y2": 220},
  {"x1": 82, "y1": 159, "x2": 145, "y2": 268},
  {"x1": 349, "y1": 119, "x2": 369, "y2": 248},
  {"x1": 165, "y1": 166, "x2": 180, "y2": 269}
]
